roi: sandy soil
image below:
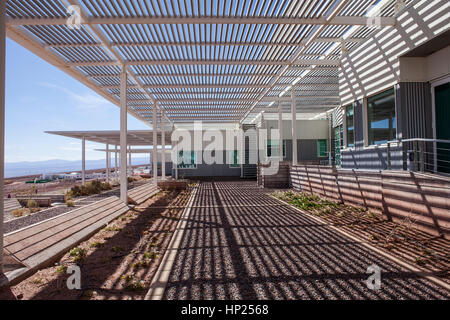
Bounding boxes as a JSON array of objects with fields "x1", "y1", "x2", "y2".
[{"x1": 0, "y1": 187, "x2": 192, "y2": 300}]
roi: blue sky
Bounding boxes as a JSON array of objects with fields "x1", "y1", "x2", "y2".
[{"x1": 5, "y1": 38, "x2": 150, "y2": 163}]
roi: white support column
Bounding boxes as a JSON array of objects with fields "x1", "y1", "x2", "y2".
[
  {"x1": 153, "y1": 106, "x2": 158, "y2": 185},
  {"x1": 240, "y1": 123, "x2": 244, "y2": 178},
  {"x1": 278, "y1": 102, "x2": 283, "y2": 161},
  {"x1": 119, "y1": 69, "x2": 128, "y2": 204},
  {"x1": 291, "y1": 89, "x2": 297, "y2": 165},
  {"x1": 161, "y1": 116, "x2": 166, "y2": 180},
  {"x1": 106, "y1": 144, "x2": 110, "y2": 182},
  {"x1": 114, "y1": 145, "x2": 118, "y2": 179},
  {"x1": 82, "y1": 137, "x2": 86, "y2": 186},
  {"x1": 0, "y1": 0, "x2": 6, "y2": 273},
  {"x1": 173, "y1": 124, "x2": 178, "y2": 180}
]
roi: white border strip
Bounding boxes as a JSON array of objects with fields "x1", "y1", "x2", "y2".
[{"x1": 144, "y1": 186, "x2": 198, "y2": 300}]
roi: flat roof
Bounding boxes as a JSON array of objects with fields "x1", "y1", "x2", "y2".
[
  {"x1": 6, "y1": 0, "x2": 404, "y2": 125},
  {"x1": 46, "y1": 130, "x2": 172, "y2": 146}
]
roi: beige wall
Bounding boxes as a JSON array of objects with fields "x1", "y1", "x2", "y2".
[
  {"x1": 339, "y1": 0, "x2": 449, "y2": 105},
  {"x1": 265, "y1": 120, "x2": 329, "y2": 140},
  {"x1": 399, "y1": 46, "x2": 450, "y2": 82}
]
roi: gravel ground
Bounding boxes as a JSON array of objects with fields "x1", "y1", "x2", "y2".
[
  {"x1": 163, "y1": 181, "x2": 449, "y2": 300},
  {"x1": 3, "y1": 181, "x2": 147, "y2": 234}
]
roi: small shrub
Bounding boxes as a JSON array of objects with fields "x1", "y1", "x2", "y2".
[
  {"x1": 132, "y1": 260, "x2": 148, "y2": 269},
  {"x1": 66, "y1": 200, "x2": 75, "y2": 208},
  {"x1": 144, "y1": 251, "x2": 158, "y2": 260},
  {"x1": 111, "y1": 246, "x2": 124, "y2": 253},
  {"x1": 27, "y1": 199, "x2": 38, "y2": 209},
  {"x1": 69, "y1": 247, "x2": 87, "y2": 263},
  {"x1": 121, "y1": 274, "x2": 145, "y2": 291},
  {"x1": 89, "y1": 241, "x2": 103, "y2": 248},
  {"x1": 56, "y1": 265, "x2": 67, "y2": 274},
  {"x1": 33, "y1": 277, "x2": 43, "y2": 285},
  {"x1": 12, "y1": 208, "x2": 27, "y2": 217}
]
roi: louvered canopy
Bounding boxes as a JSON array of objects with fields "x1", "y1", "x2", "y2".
[{"x1": 6, "y1": 0, "x2": 405, "y2": 126}]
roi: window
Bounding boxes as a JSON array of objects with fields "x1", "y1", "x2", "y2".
[
  {"x1": 177, "y1": 150, "x2": 196, "y2": 169},
  {"x1": 367, "y1": 88, "x2": 396, "y2": 145},
  {"x1": 334, "y1": 125, "x2": 343, "y2": 165},
  {"x1": 267, "y1": 140, "x2": 286, "y2": 158},
  {"x1": 317, "y1": 139, "x2": 328, "y2": 157},
  {"x1": 229, "y1": 150, "x2": 240, "y2": 168},
  {"x1": 345, "y1": 104, "x2": 355, "y2": 148}
]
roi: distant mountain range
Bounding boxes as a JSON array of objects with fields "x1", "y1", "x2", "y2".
[{"x1": 4, "y1": 158, "x2": 151, "y2": 178}]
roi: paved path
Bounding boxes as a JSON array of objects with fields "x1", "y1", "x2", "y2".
[{"x1": 163, "y1": 181, "x2": 449, "y2": 300}]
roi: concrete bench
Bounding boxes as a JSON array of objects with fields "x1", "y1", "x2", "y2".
[
  {"x1": 128, "y1": 183, "x2": 160, "y2": 205},
  {"x1": 1, "y1": 196, "x2": 129, "y2": 287},
  {"x1": 3, "y1": 198, "x2": 22, "y2": 212}
]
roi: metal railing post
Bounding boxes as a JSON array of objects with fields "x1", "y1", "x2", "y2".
[
  {"x1": 387, "y1": 142, "x2": 391, "y2": 170},
  {"x1": 420, "y1": 140, "x2": 425, "y2": 172},
  {"x1": 413, "y1": 140, "x2": 418, "y2": 172}
]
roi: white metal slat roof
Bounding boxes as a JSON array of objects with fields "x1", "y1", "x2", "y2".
[{"x1": 6, "y1": 0, "x2": 406, "y2": 125}]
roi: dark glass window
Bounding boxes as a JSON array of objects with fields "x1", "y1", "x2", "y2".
[
  {"x1": 345, "y1": 104, "x2": 355, "y2": 148},
  {"x1": 177, "y1": 151, "x2": 196, "y2": 169},
  {"x1": 317, "y1": 140, "x2": 328, "y2": 157},
  {"x1": 334, "y1": 125, "x2": 343, "y2": 165},
  {"x1": 367, "y1": 88, "x2": 396, "y2": 145}
]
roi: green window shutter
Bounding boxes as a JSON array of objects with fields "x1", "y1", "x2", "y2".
[{"x1": 317, "y1": 140, "x2": 327, "y2": 157}]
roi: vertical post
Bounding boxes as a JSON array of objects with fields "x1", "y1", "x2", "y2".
[
  {"x1": 128, "y1": 145, "x2": 132, "y2": 176},
  {"x1": 240, "y1": 123, "x2": 244, "y2": 178},
  {"x1": 120, "y1": 69, "x2": 128, "y2": 204},
  {"x1": 114, "y1": 145, "x2": 118, "y2": 179},
  {"x1": 174, "y1": 125, "x2": 178, "y2": 180},
  {"x1": 278, "y1": 102, "x2": 283, "y2": 161},
  {"x1": 153, "y1": 106, "x2": 158, "y2": 185},
  {"x1": 291, "y1": 89, "x2": 297, "y2": 165},
  {"x1": 387, "y1": 142, "x2": 391, "y2": 170},
  {"x1": 82, "y1": 137, "x2": 86, "y2": 186},
  {"x1": 413, "y1": 140, "x2": 418, "y2": 172},
  {"x1": 420, "y1": 140, "x2": 425, "y2": 172},
  {"x1": 0, "y1": 0, "x2": 6, "y2": 273},
  {"x1": 161, "y1": 116, "x2": 166, "y2": 180},
  {"x1": 106, "y1": 144, "x2": 110, "y2": 182}
]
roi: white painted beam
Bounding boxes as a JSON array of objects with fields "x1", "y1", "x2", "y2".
[
  {"x1": 6, "y1": 16, "x2": 396, "y2": 26},
  {"x1": 0, "y1": 0, "x2": 5, "y2": 273},
  {"x1": 278, "y1": 102, "x2": 283, "y2": 161}
]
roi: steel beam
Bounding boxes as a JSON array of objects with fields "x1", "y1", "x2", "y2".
[
  {"x1": 153, "y1": 107, "x2": 158, "y2": 185},
  {"x1": 82, "y1": 137, "x2": 86, "y2": 186}
]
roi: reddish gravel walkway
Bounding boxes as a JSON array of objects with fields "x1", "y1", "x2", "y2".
[{"x1": 163, "y1": 181, "x2": 449, "y2": 300}]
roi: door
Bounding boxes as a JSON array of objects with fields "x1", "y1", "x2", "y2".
[{"x1": 435, "y1": 82, "x2": 450, "y2": 174}]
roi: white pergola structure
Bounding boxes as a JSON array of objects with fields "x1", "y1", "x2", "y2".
[
  {"x1": 0, "y1": 0, "x2": 406, "y2": 272},
  {"x1": 46, "y1": 130, "x2": 171, "y2": 186}
]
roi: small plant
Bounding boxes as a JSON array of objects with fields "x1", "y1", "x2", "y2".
[
  {"x1": 111, "y1": 246, "x2": 124, "y2": 253},
  {"x1": 66, "y1": 200, "x2": 75, "y2": 208},
  {"x1": 369, "y1": 234, "x2": 378, "y2": 241},
  {"x1": 27, "y1": 199, "x2": 38, "y2": 209},
  {"x1": 12, "y1": 208, "x2": 27, "y2": 217},
  {"x1": 121, "y1": 274, "x2": 145, "y2": 291},
  {"x1": 90, "y1": 241, "x2": 103, "y2": 248},
  {"x1": 414, "y1": 257, "x2": 427, "y2": 266},
  {"x1": 33, "y1": 277, "x2": 43, "y2": 285},
  {"x1": 56, "y1": 265, "x2": 67, "y2": 273},
  {"x1": 105, "y1": 225, "x2": 121, "y2": 232},
  {"x1": 144, "y1": 251, "x2": 158, "y2": 260},
  {"x1": 69, "y1": 247, "x2": 87, "y2": 263},
  {"x1": 132, "y1": 260, "x2": 148, "y2": 269}
]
